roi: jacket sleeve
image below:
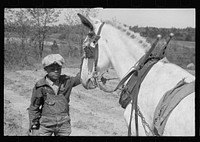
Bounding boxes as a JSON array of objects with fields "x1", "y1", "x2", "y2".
[
  {"x1": 28, "y1": 85, "x2": 44, "y2": 127},
  {"x1": 70, "y1": 72, "x2": 81, "y2": 87}
]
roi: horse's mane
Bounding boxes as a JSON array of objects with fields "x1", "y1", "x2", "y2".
[{"x1": 103, "y1": 20, "x2": 151, "y2": 52}]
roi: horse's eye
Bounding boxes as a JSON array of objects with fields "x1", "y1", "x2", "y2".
[
  {"x1": 87, "y1": 33, "x2": 92, "y2": 38},
  {"x1": 88, "y1": 32, "x2": 95, "y2": 38}
]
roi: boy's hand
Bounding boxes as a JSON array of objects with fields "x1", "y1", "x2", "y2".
[
  {"x1": 31, "y1": 129, "x2": 39, "y2": 136},
  {"x1": 28, "y1": 129, "x2": 39, "y2": 136},
  {"x1": 31, "y1": 124, "x2": 39, "y2": 129},
  {"x1": 28, "y1": 124, "x2": 40, "y2": 136}
]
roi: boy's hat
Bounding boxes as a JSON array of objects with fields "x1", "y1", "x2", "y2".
[{"x1": 42, "y1": 54, "x2": 65, "y2": 68}]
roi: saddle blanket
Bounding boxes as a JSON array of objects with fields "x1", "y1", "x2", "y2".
[{"x1": 153, "y1": 79, "x2": 195, "y2": 136}]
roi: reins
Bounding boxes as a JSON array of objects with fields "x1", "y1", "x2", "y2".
[
  {"x1": 128, "y1": 34, "x2": 174, "y2": 136},
  {"x1": 127, "y1": 35, "x2": 161, "y2": 136}
]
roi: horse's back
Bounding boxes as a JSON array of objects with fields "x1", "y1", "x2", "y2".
[
  {"x1": 139, "y1": 61, "x2": 195, "y2": 107},
  {"x1": 152, "y1": 61, "x2": 195, "y2": 83}
]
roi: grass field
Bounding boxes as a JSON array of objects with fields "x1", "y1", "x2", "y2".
[
  {"x1": 146, "y1": 37, "x2": 195, "y2": 69},
  {"x1": 147, "y1": 37, "x2": 195, "y2": 48}
]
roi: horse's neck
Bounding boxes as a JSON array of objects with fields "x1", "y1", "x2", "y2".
[
  {"x1": 111, "y1": 49, "x2": 140, "y2": 80},
  {"x1": 106, "y1": 29, "x2": 146, "y2": 80}
]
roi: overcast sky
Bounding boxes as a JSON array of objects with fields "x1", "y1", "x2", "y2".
[
  {"x1": 58, "y1": 8, "x2": 195, "y2": 28},
  {"x1": 97, "y1": 9, "x2": 195, "y2": 28}
]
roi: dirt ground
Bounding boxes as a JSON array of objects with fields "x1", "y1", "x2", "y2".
[
  {"x1": 4, "y1": 66, "x2": 195, "y2": 136},
  {"x1": 4, "y1": 67, "x2": 128, "y2": 136}
]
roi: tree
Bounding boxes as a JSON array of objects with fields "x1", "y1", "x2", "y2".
[
  {"x1": 14, "y1": 9, "x2": 33, "y2": 64},
  {"x1": 63, "y1": 8, "x2": 99, "y2": 25},
  {"x1": 27, "y1": 8, "x2": 61, "y2": 58},
  {"x1": 4, "y1": 8, "x2": 33, "y2": 65},
  {"x1": 4, "y1": 8, "x2": 16, "y2": 37}
]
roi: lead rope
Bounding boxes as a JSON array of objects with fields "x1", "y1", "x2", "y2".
[{"x1": 137, "y1": 106, "x2": 155, "y2": 136}]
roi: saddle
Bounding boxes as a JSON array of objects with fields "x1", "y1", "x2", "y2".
[
  {"x1": 117, "y1": 34, "x2": 175, "y2": 136},
  {"x1": 118, "y1": 34, "x2": 173, "y2": 110},
  {"x1": 119, "y1": 55, "x2": 160, "y2": 109}
]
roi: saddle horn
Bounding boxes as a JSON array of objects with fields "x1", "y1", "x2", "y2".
[
  {"x1": 158, "y1": 33, "x2": 174, "y2": 58},
  {"x1": 138, "y1": 34, "x2": 161, "y2": 69}
]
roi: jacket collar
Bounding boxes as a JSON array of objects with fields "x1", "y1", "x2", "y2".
[
  {"x1": 35, "y1": 75, "x2": 49, "y2": 88},
  {"x1": 35, "y1": 74, "x2": 70, "y2": 88}
]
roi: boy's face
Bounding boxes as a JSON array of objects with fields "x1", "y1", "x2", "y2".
[{"x1": 45, "y1": 63, "x2": 62, "y2": 81}]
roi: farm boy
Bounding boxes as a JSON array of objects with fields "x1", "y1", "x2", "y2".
[{"x1": 28, "y1": 54, "x2": 81, "y2": 136}]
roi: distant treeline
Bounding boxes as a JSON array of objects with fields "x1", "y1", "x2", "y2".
[
  {"x1": 129, "y1": 26, "x2": 195, "y2": 41},
  {"x1": 5, "y1": 24, "x2": 195, "y2": 42},
  {"x1": 4, "y1": 23, "x2": 195, "y2": 70},
  {"x1": 50, "y1": 25, "x2": 196, "y2": 42}
]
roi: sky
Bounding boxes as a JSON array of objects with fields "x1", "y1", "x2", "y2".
[
  {"x1": 97, "y1": 9, "x2": 195, "y2": 28},
  {"x1": 58, "y1": 8, "x2": 195, "y2": 28}
]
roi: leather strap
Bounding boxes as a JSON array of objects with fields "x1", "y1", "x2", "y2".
[{"x1": 94, "y1": 22, "x2": 105, "y2": 72}]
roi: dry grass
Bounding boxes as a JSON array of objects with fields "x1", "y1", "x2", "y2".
[
  {"x1": 187, "y1": 69, "x2": 195, "y2": 76},
  {"x1": 4, "y1": 35, "x2": 195, "y2": 71}
]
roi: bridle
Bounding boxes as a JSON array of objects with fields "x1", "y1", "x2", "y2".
[
  {"x1": 81, "y1": 22, "x2": 124, "y2": 92},
  {"x1": 81, "y1": 22, "x2": 111, "y2": 89}
]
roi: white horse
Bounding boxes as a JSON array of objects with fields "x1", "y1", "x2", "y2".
[{"x1": 77, "y1": 14, "x2": 195, "y2": 136}]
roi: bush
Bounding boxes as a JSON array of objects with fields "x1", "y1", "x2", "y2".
[
  {"x1": 4, "y1": 39, "x2": 40, "y2": 70},
  {"x1": 4, "y1": 42, "x2": 25, "y2": 67},
  {"x1": 165, "y1": 42, "x2": 195, "y2": 68},
  {"x1": 58, "y1": 33, "x2": 66, "y2": 40}
]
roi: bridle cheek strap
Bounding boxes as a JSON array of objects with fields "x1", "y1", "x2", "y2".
[{"x1": 94, "y1": 22, "x2": 105, "y2": 72}]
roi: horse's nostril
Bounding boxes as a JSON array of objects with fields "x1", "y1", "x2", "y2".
[{"x1": 86, "y1": 78, "x2": 96, "y2": 89}]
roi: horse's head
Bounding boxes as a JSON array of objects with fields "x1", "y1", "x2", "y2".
[{"x1": 77, "y1": 13, "x2": 111, "y2": 89}]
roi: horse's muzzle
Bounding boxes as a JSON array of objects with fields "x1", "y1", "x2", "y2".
[{"x1": 83, "y1": 78, "x2": 97, "y2": 89}]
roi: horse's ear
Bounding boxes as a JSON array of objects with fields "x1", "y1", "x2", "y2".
[{"x1": 77, "y1": 13, "x2": 93, "y2": 31}]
